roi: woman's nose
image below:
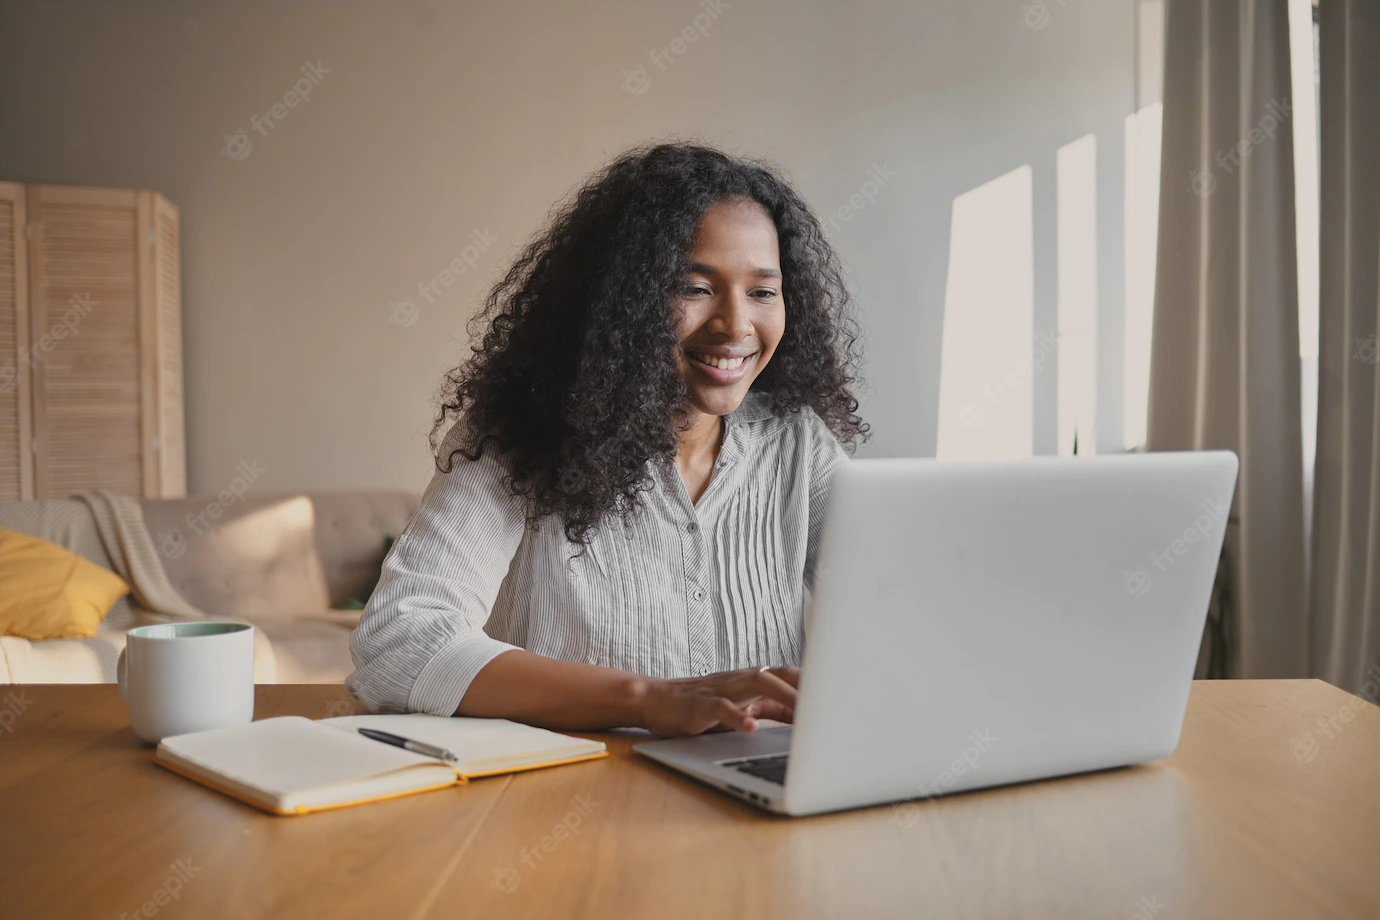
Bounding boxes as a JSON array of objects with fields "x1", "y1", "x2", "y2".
[{"x1": 709, "y1": 293, "x2": 755, "y2": 339}]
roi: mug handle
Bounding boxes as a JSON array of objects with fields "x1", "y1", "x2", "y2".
[{"x1": 117, "y1": 647, "x2": 128, "y2": 702}]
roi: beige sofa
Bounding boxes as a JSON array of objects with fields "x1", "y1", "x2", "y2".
[{"x1": 1, "y1": 490, "x2": 418, "y2": 684}]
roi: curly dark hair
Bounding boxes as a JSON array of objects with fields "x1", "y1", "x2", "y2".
[{"x1": 433, "y1": 141, "x2": 867, "y2": 546}]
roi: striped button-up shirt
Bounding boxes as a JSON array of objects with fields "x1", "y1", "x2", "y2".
[{"x1": 346, "y1": 392, "x2": 848, "y2": 716}]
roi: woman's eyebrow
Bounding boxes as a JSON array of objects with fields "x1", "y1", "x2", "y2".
[{"x1": 687, "y1": 261, "x2": 782, "y2": 280}]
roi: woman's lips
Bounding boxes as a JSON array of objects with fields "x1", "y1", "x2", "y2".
[{"x1": 685, "y1": 349, "x2": 757, "y2": 384}]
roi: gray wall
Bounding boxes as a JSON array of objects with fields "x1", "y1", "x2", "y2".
[{"x1": 0, "y1": 0, "x2": 1135, "y2": 494}]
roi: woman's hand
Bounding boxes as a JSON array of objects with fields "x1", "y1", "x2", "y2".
[
  {"x1": 638, "y1": 666, "x2": 800, "y2": 737},
  {"x1": 458, "y1": 651, "x2": 797, "y2": 734}
]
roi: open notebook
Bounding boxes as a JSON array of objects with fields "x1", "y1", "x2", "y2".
[{"x1": 154, "y1": 714, "x2": 607, "y2": 815}]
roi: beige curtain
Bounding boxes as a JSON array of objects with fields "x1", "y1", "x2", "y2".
[
  {"x1": 1309, "y1": 0, "x2": 1380, "y2": 695},
  {"x1": 1150, "y1": 0, "x2": 1307, "y2": 678}
]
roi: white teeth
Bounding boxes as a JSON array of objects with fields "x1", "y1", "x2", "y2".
[{"x1": 690, "y1": 351, "x2": 748, "y2": 371}]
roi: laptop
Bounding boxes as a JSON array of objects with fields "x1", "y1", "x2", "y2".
[{"x1": 633, "y1": 451, "x2": 1239, "y2": 817}]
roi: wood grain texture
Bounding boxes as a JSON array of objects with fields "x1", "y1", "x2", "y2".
[
  {"x1": 0, "y1": 681, "x2": 1376, "y2": 920},
  {"x1": 0, "y1": 685, "x2": 510, "y2": 920},
  {"x1": 0, "y1": 182, "x2": 32, "y2": 499},
  {"x1": 152, "y1": 194, "x2": 185, "y2": 497},
  {"x1": 15, "y1": 183, "x2": 185, "y2": 499},
  {"x1": 137, "y1": 191, "x2": 158, "y2": 498},
  {"x1": 26, "y1": 184, "x2": 143, "y2": 498}
]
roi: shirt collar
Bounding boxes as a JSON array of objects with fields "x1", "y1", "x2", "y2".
[
  {"x1": 715, "y1": 390, "x2": 773, "y2": 468},
  {"x1": 655, "y1": 391, "x2": 772, "y2": 479}
]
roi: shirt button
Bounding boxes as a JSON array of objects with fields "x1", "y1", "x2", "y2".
[
  {"x1": 699, "y1": 667, "x2": 713, "y2": 676},
  {"x1": 686, "y1": 521, "x2": 698, "y2": 533},
  {"x1": 692, "y1": 588, "x2": 705, "y2": 601}
]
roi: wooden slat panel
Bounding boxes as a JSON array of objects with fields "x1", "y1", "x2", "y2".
[
  {"x1": 154, "y1": 195, "x2": 185, "y2": 496},
  {"x1": 136, "y1": 190, "x2": 186, "y2": 498},
  {"x1": 32, "y1": 185, "x2": 138, "y2": 208},
  {"x1": 136, "y1": 193, "x2": 157, "y2": 496},
  {"x1": 0, "y1": 183, "x2": 33, "y2": 499},
  {"x1": 28, "y1": 185, "x2": 143, "y2": 498}
]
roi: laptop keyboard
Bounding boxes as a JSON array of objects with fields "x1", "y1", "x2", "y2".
[{"x1": 719, "y1": 753, "x2": 789, "y2": 785}]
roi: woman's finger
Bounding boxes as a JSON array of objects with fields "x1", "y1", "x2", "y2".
[
  {"x1": 750, "y1": 699, "x2": 795, "y2": 723},
  {"x1": 761, "y1": 666, "x2": 801, "y2": 689},
  {"x1": 732, "y1": 669, "x2": 798, "y2": 710},
  {"x1": 710, "y1": 696, "x2": 757, "y2": 732}
]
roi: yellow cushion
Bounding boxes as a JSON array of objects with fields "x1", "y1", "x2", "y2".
[{"x1": 0, "y1": 527, "x2": 129, "y2": 640}]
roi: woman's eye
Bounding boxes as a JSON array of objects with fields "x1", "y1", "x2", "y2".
[
  {"x1": 752, "y1": 289, "x2": 779, "y2": 300},
  {"x1": 682, "y1": 285, "x2": 711, "y2": 296}
]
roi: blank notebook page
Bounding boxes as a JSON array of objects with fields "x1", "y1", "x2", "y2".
[
  {"x1": 160, "y1": 716, "x2": 440, "y2": 796},
  {"x1": 322, "y1": 713, "x2": 604, "y2": 773}
]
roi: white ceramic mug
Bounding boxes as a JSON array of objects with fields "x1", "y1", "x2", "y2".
[{"x1": 117, "y1": 622, "x2": 255, "y2": 744}]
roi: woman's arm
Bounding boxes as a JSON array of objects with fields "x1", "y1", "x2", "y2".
[
  {"x1": 346, "y1": 436, "x2": 528, "y2": 716},
  {"x1": 460, "y1": 649, "x2": 800, "y2": 735},
  {"x1": 348, "y1": 428, "x2": 799, "y2": 735}
]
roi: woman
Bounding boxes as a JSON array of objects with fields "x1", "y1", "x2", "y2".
[{"x1": 348, "y1": 143, "x2": 867, "y2": 736}]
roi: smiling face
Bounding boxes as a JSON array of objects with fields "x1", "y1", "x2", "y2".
[{"x1": 673, "y1": 198, "x2": 786, "y2": 421}]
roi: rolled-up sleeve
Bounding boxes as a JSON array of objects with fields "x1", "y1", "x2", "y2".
[{"x1": 346, "y1": 433, "x2": 527, "y2": 715}]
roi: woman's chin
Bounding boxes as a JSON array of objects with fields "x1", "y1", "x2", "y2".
[{"x1": 685, "y1": 385, "x2": 752, "y2": 420}]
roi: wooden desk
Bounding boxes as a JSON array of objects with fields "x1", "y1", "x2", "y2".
[{"x1": 1, "y1": 680, "x2": 1377, "y2": 919}]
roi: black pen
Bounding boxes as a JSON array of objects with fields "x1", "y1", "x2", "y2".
[{"x1": 358, "y1": 728, "x2": 460, "y2": 765}]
